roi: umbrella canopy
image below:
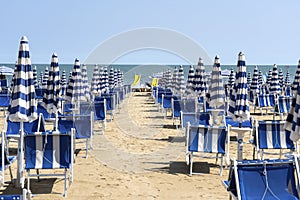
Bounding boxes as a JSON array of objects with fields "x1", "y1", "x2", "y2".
[
  {"x1": 177, "y1": 65, "x2": 185, "y2": 94},
  {"x1": 38, "y1": 71, "x2": 43, "y2": 88},
  {"x1": 0, "y1": 65, "x2": 14, "y2": 75},
  {"x1": 114, "y1": 68, "x2": 118, "y2": 88},
  {"x1": 42, "y1": 53, "x2": 61, "y2": 114},
  {"x1": 247, "y1": 72, "x2": 252, "y2": 87},
  {"x1": 65, "y1": 58, "x2": 86, "y2": 103},
  {"x1": 292, "y1": 60, "x2": 300, "y2": 94},
  {"x1": 109, "y1": 68, "x2": 115, "y2": 89},
  {"x1": 258, "y1": 70, "x2": 264, "y2": 86},
  {"x1": 266, "y1": 69, "x2": 272, "y2": 86},
  {"x1": 32, "y1": 65, "x2": 38, "y2": 88},
  {"x1": 8, "y1": 36, "x2": 37, "y2": 188},
  {"x1": 228, "y1": 68, "x2": 235, "y2": 88},
  {"x1": 81, "y1": 64, "x2": 90, "y2": 100},
  {"x1": 285, "y1": 71, "x2": 291, "y2": 86},
  {"x1": 42, "y1": 66, "x2": 49, "y2": 89},
  {"x1": 60, "y1": 70, "x2": 67, "y2": 97},
  {"x1": 194, "y1": 57, "x2": 207, "y2": 97},
  {"x1": 250, "y1": 65, "x2": 259, "y2": 95},
  {"x1": 102, "y1": 66, "x2": 109, "y2": 93},
  {"x1": 208, "y1": 55, "x2": 225, "y2": 108},
  {"x1": 269, "y1": 64, "x2": 281, "y2": 95},
  {"x1": 278, "y1": 68, "x2": 284, "y2": 88},
  {"x1": 285, "y1": 86, "x2": 300, "y2": 141},
  {"x1": 228, "y1": 52, "x2": 250, "y2": 122},
  {"x1": 165, "y1": 69, "x2": 172, "y2": 90},
  {"x1": 8, "y1": 36, "x2": 37, "y2": 122},
  {"x1": 91, "y1": 64, "x2": 100, "y2": 95},
  {"x1": 185, "y1": 65, "x2": 195, "y2": 95},
  {"x1": 172, "y1": 67, "x2": 178, "y2": 93}
]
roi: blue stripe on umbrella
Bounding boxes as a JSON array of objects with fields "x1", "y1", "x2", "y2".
[
  {"x1": 42, "y1": 53, "x2": 61, "y2": 114},
  {"x1": 228, "y1": 52, "x2": 250, "y2": 122},
  {"x1": 269, "y1": 64, "x2": 281, "y2": 95},
  {"x1": 9, "y1": 36, "x2": 37, "y2": 122},
  {"x1": 208, "y1": 55, "x2": 225, "y2": 108},
  {"x1": 65, "y1": 58, "x2": 86, "y2": 102}
]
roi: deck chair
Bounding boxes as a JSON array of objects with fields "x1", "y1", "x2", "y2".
[
  {"x1": 0, "y1": 131, "x2": 17, "y2": 186},
  {"x1": 185, "y1": 122, "x2": 229, "y2": 176},
  {"x1": 254, "y1": 94, "x2": 276, "y2": 115},
  {"x1": 253, "y1": 120, "x2": 295, "y2": 160},
  {"x1": 95, "y1": 94, "x2": 116, "y2": 121},
  {"x1": 24, "y1": 130, "x2": 74, "y2": 198},
  {"x1": 93, "y1": 101, "x2": 107, "y2": 134},
  {"x1": 37, "y1": 102, "x2": 56, "y2": 122},
  {"x1": 222, "y1": 158, "x2": 300, "y2": 200},
  {"x1": 58, "y1": 114, "x2": 93, "y2": 158},
  {"x1": 274, "y1": 96, "x2": 292, "y2": 120},
  {"x1": 0, "y1": 93, "x2": 11, "y2": 116},
  {"x1": 181, "y1": 112, "x2": 210, "y2": 130},
  {"x1": 0, "y1": 189, "x2": 27, "y2": 200},
  {"x1": 162, "y1": 95, "x2": 180, "y2": 119},
  {"x1": 171, "y1": 98, "x2": 181, "y2": 128}
]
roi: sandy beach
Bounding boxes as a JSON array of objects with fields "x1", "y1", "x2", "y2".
[{"x1": 0, "y1": 91, "x2": 280, "y2": 199}]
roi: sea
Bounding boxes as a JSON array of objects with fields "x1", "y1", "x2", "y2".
[{"x1": 0, "y1": 63, "x2": 297, "y2": 87}]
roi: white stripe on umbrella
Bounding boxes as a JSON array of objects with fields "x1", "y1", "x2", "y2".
[
  {"x1": 42, "y1": 53, "x2": 61, "y2": 114},
  {"x1": 228, "y1": 52, "x2": 250, "y2": 122},
  {"x1": 208, "y1": 55, "x2": 225, "y2": 108}
]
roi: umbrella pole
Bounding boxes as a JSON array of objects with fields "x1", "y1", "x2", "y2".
[
  {"x1": 237, "y1": 118, "x2": 243, "y2": 160},
  {"x1": 16, "y1": 121, "x2": 24, "y2": 188}
]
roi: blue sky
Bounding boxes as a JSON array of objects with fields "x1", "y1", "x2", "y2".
[{"x1": 0, "y1": 0, "x2": 299, "y2": 65}]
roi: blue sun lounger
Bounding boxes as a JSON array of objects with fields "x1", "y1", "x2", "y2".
[{"x1": 222, "y1": 158, "x2": 300, "y2": 200}]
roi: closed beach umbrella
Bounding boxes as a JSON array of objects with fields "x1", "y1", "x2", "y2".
[
  {"x1": 165, "y1": 69, "x2": 172, "y2": 90},
  {"x1": 269, "y1": 64, "x2": 281, "y2": 95},
  {"x1": 285, "y1": 71, "x2": 291, "y2": 86},
  {"x1": 208, "y1": 55, "x2": 225, "y2": 108},
  {"x1": 117, "y1": 69, "x2": 122, "y2": 87},
  {"x1": 91, "y1": 64, "x2": 100, "y2": 95},
  {"x1": 266, "y1": 69, "x2": 272, "y2": 86},
  {"x1": 42, "y1": 53, "x2": 61, "y2": 114},
  {"x1": 250, "y1": 65, "x2": 259, "y2": 95},
  {"x1": 38, "y1": 72, "x2": 43, "y2": 88},
  {"x1": 247, "y1": 72, "x2": 252, "y2": 87},
  {"x1": 185, "y1": 65, "x2": 195, "y2": 95},
  {"x1": 278, "y1": 68, "x2": 284, "y2": 88},
  {"x1": 194, "y1": 58, "x2": 207, "y2": 97},
  {"x1": 8, "y1": 36, "x2": 37, "y2": 187},
  {"x1": 177, "y1": 65, "x2": 185, "y2": 94},
  {"x1": 81, "y1": 64, "x2": 90, "y2": 100},
  {"x1": 228, "y1": 52, "x2": 250, "y2": 122},
  {"x1": 103, "y1": 66, "x2": 109, "y2": 93},
  {"x1": 228, "y1": 68, "x2": 235, "y2": 88},
  {"x1": 292, "y1": 60, "x2": 300, "y2": 94},
  {"x1": 114, "y1": 68, "x2": 118, "y2": 88},
  {"x1": 42, "y1": 66, "x2": 49, "y2": 89},
  {"x1": 33, "y1": 65, "x2": 37, "y2": 88},
  {"x1": 60, "y1": 70, "x2": 67, "y2": 97},
  {"x1": 172, "y1": 67, "x2": 178, "y2": 93},
  {"x1": 109, "y1": 68, "x2": 114, "y2": 89},
  {"x1": 258, "y1": 70, "x2": 264, "y2": 86},
  {"x1": 65, "y1": 58, "x2": 86, "y2": 103},
  {"x1": 285, "y1": 85, "x2": 300, "y2": 141}
]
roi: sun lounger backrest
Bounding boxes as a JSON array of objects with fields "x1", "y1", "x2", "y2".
[
  {"x1": 256, "y1": 94, "x2": 276, "y2": 107},
  {"x1": 0, "y1": 94, "x2": 11, "y2": 108},
  {"x1": 275, "y1": 96, "x2": 292, "y2": 114}
]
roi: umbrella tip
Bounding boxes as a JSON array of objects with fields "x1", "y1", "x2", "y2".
[
  {"x1": 52, "y1": 53, "x2": 58, "y2": 57},
  {"x1": 215, "y1": 55, "x2": 219, "y2": 59},
  {"x1": 21, "y1": 36, "x2": 28, "y2": 42},
  {"x1": 238, "y1": 51, "x2": 243, "y2": 56}
]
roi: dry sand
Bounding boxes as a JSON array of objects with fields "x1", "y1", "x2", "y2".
[{"x1": 0, "y1": 92, "x2": 283, "y2": 199}]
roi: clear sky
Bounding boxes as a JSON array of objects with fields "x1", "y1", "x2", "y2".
[{"x1": 0, "y1": 0, "x2": 299, "y2": 65}]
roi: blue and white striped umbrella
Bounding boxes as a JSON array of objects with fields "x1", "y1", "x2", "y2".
[
  {"x1": 42, "y1": 53, "x2": 61, "y2": 114},
  {"x1": 269, "y1": 64, "x2": 281, "y2": 95},
  {"x1": 38, "y1": 72, "x2": 43, "y2": 88},
  {"x1": 185, "y1": 65, "x2": 195, "y2": 95},
  {"x1": 33, "y1": 65, "x2": 37, "y2": 88},
  {"x1": 278, "y1": 68, "x2": 284, "y2": 88},
  {"x1": 228, "y1": 52, "x2": 250, "y2": 122},
  {"x1": 285, "y1": 82, "x2": 300, "y2": 141},
  {"x1": 172, "y1": 67, "x2": 178, "y2": 93},
  {"x1": 42, "y1": 66, "x2": 49, "y2": 89},
  {"x1": 109, "y1": 68, "x2": 115, "y2": 89},
  {"x1": 258, "y1": 70, "x2": 264, "y2": 86},
  {"x1": 208, "y1": 55, "x2": 225, "y2": 108},
  {"x1": 81, "y1": 64, "x2": 90, "y2": 100},
  {"x1": 165, "y1": 69, "x2": 172, "y2": 90},
  {"x1": 117, "y1": 69, "x2": 122, "y2": 87},
  {"x1": 60, "y1": 70, "x2": 67, "y2": 97},
  {"x1": 91, "y1": 64, "x2": 100, "y2": 95},
  {"x1": 266, "y1": 69, "x2": 272, "y2": 86},
  {"x1": 114, "y1": 68, "x2": 118, "y2": 88},
  {"x1": 228, "y1": 68, "x2": 235, "y2": 88},
  {"x1": 292, "y1": 60, "x2": 300, "y2": 94},
  {"x1": 103, "y1": 66, "x2": 109, "y2": 93},
  {"x1": 65, "y1": 58, "x2": 86, "y2": 103},
  {"x1": 286, "y1": 71, "x2": 291, "y2": 86},
  {"x1": 8, "y1": 36, "x2": 37, "y2": 188},
  {"x1": 247, "y1": 72, "x2": 252, "y2": 87},
  {"x1": 250, "y1": 65, "x2": 259, "y2": 95},
  {"x1": 177, "y1": 65, "x2": 185, "y2": 94},
  {"x1": 194, "y1": 57, "x2": 207, "y2": 97}
]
